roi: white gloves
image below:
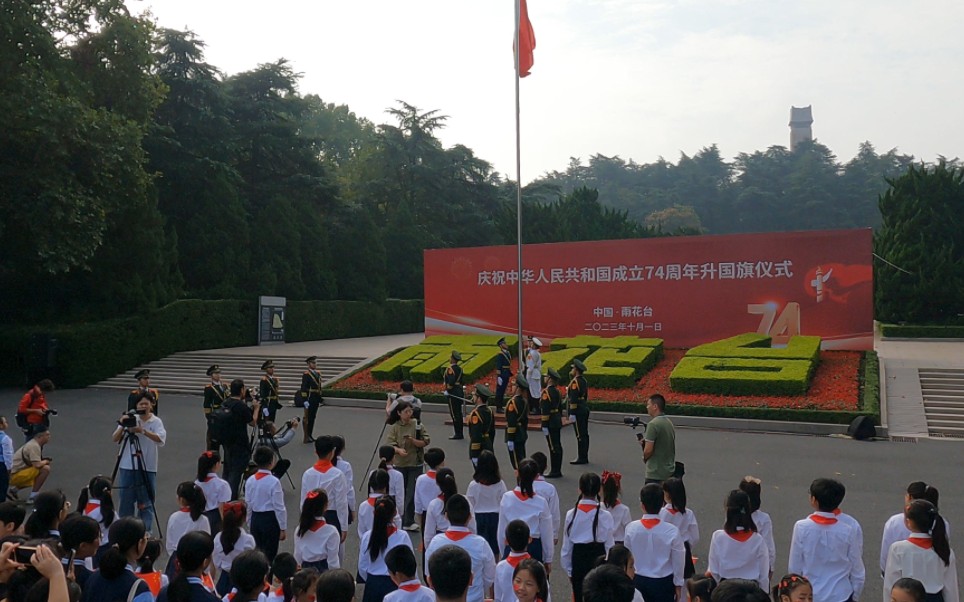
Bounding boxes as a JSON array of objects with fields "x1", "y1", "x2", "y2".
[
  {"x1": 507, "y1": 441, "x2": 515, "y2": 452},
  {"x1": 542, "y1": 428, "x2": 549, "y2": 437}
]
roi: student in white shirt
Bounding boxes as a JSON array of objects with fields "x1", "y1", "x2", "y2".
[
  {"x1": 498, "y1": 459, "x2": 554, "y2": 565},
  {"x1": 359, "y1": 469, "x2": 403, "y2": 538},
  {"x1": 195, "y1": 450, "x2": 232, "y2": 535},
  {"x1": 222, "y1": 549, "x2": 270, "y2": 602},
  {"x1": 707, "y1": 489, "x2": 769, "y2": 590},
  {"x1": 602, "y1": 471, "x2": 632, "y2": 545},
  {"x1": 530, "y1": 452, "x2": 561, "y2": 543},
  {"x1": 358, "y1": 495, "x2": 414, "y2": 602},
  {"x1": 375, "y1": 445, "x2": 406, "y2": 522},
  {"x1": 496, "y1": 520, "x2": 537, "y2": 602},
  {"x1": 294, "y1": 488, "x2": 341, "y2": 573},
  {"x1": 600, "y1": 545, "x2": 645, "y2": 602},
  {"x1": 659, "y1": 477, "x2": 699, "y2": 579},
  {"x1": 512, "y1": 558, "x2": 550, "y2": 602},
  {"x1": 425, "y1": 495, "x2": 497, "y2": 602},
  {"x1": 788, "y1": 478, "x2": 865, "y2": 602},
  {"x1": 164, "y1": 481, "x2": 211, "y2": 578},
  {"x1": 561, "y1": 472, "x2": 615, "y2": 602},
  {"x1": 384, "y1": 545, "x2": 434, "y2": 601},
  {"x1": 332, "y1": 435, "x2": 356, "y2": 521},
  {"x1": 624, "y1": 483, "x2": 685, "y2": 602},
  {"x1": 78, "y1": 475, "x2": 115, "y2": 566},
  {"x1": 301, "y1": 436, "x2": 349, "y2": 544},
  {"x1": 884, "y1": 500, "x2": 959, "y2": 602},
  {"x1": 467, "y1": 450, "x2": 508, "y2": 559},
  {"x1": 740, "y1": 476, "x2": 775, "y2": 583},
  {"x1": 415, "y1": 447, "x2": 445, "y2": 533},
  {"x1": 881, "y1": 482, "x2": 949, "y2": 575},
  {"x1": 424, "y1": 468, "x2": 477, "y2": 551},
  {"x1": 245, "y1": 446, "x2": 287, "y2": 563},
  {"x1": 213, "y1": 500, "x2": 256, "y2": 595}
]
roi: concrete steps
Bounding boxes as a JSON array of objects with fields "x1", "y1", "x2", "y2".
[
  {"x1": 919, "y1": 368, "x2": 964, "y2": 438},
  {"x1": 93, "y1": 352, "x2": 367, "y2": 397}
]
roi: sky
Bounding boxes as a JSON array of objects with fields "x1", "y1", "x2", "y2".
[{"x1": 128, "y1": 0, "x2": 964, "y2": 182}]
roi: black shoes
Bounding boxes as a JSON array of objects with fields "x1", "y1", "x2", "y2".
[
  {"x1": 449, "y1": 435, "x2": 465, "y2": 440},
  {"x1": 570, "y1": 459, "x2": 589, "y2": 465},
  {"x1": 545, "y1": 473, "x2": 563, "y2": 479}
]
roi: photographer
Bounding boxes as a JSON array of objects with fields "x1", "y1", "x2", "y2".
[
  {"x1": 220, "y1": 379, "x2": 260, "y2": 498},
  {"x1": 16, "y1": 379, "x2": 56, "y2": 442},
  {"x1": 112, "y1": 393, "x2": 166, "y2": 533},
  {"x1": 640, "y1": 394, "x2": 676, "y2": 485},
  {"x1": 258, "y1": 418, "x2": 300, "y2": 449},
  {"x1": 386, "y1": 380, "x2": 422, "y2": 421},
  {"x1": 9, "y1": 427, "x2": 52, "y2": 503}
]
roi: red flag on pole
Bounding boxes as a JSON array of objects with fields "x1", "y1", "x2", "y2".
[{"x1": 516, "y1": 0, "x2": 536, "y2": 77}]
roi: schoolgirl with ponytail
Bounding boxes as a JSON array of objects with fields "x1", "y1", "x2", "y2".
[
  {"x1": 59, "y1": 514, "x2": 101, "y2": 588},
  {"x1": 561, "y1": 472, "x2": 615, "y2": 602},
  {"x1": 424, "y1": 468, "x2": 477, "y2": 550},
  {"x1": 195, "y1": 451, "x2": 231, "y2": 535},
  {"x1": 159, "y1": 530, "x2": 219, "y2": 602},
  {"x1": 881, "y1": 481, "x2": 950, "y2": 574},
  {"x1": 25, "y1": 489, "x2": 69, "y2": 539},
  {"x1": 358, "y1": 495, "x2": 414, "y2": 602},
  {"x1": 468, "y1": 449, "x2": 507, "y2": 559},
  {"x1": 134, "y1": 538, "x2": 168, "y2": 599},
  {"x1": 376, "y1": 445, "x2": 405, "y2": 520},
  {"x1": 265, "y1": 553, "x2": 297, "y2": 602},
  {"x1": 80, "y1": 517, "x2": 153, "y2": 602},
  {"x1": 883, "y1": 499, "x2": 958, "y2": 602},
  {"x1": 602, "y1": 470, "x2": 633, "y2": 545},
  {"x1": 212, "y1": 500, "x2": 255, "y2": 595},
  {"x1": 358, "y1": 469, "x2": 401, "y2": 538},
  {"x1": 164, "y1": 481, "x2": 210, "y2": 579},
  {"x1": 659, "y1": 477, "x2": 699, "y2": 578},
  {"x1": 294, "y1": 488, "x2": 340, "y2": 572},
  {"x1": 224, "y1": 549, "x2": 270, "y2": 602},
  {"x1": 707, "y1": 489, "x2": 768, "y2": 590},
  {"x1": 79, "y1": 475, "x2": 115, "y2": 565},
  {"x1": 497, "y1": 459, "x2": 554, "y2": 563}
]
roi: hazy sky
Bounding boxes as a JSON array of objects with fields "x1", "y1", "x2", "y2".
[{"x1": 129, "y1": 0, "x2": 964, "y2": 182}]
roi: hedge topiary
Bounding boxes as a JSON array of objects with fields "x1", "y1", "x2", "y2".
[
  {"x1": 686, "y1": 333, "x2": 820, "y2": 362},
  {"x1": 670, "y1": 356, "x2": 814, "y2": 396},
  {"x1": 370, "y1": 335, "x2": 518, "y2": 383}
]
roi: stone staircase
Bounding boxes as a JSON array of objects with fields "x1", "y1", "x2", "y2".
[
  {"x1": 919, "y1": 368, "x2": 964, "y2": 438},
  {"x1": 93, "y1": 351, "x2": 367, "y2": 397}
]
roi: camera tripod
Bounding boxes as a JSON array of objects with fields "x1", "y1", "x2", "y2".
[
  {"x1": 243, "y1": 411, "x2": 295, "y2": 492},
  {"x1": 110, "y1": 426, "x2": 161, "y2": 538}
]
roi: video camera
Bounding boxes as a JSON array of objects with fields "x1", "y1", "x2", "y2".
[
  {"x1": 623, "y1": 416, "x2": 647, "y2": 439},
  {"x1": 118, "y1": 408, "x2": 146, "y2": 428}
]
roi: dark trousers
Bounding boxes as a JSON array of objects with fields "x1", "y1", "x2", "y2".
[
  {"x1": 546, "y1": 428, "x2": 563, "y2": 475},
  {"x1": 251, "y1": 511, "x2": 281, "y2": 562},
  {"x1": 222, "y1": 442, "x2": 250, "y2": 499},
  {"x1": 203, "y1": 508, "x2": 222, "y2": 537},
  {"x1": 476, "y1": 511, "x2": 500, "y2": 559},
  {"x1": 494, "y1": 373, "x2": 510, "y2": 412},
  {"x1": 571, "y1": 542, "x2": 606, "y2": 602},
  {"x1": 447, "y1": 388, "x2": 464, "y2": 437},
  {"x1": 634, "y1": 574, "x2": 676, "y2": 602},
  {"x1": 361, "y1": 574, "x2": 397, "y2": 602},
  {"x1": 397, "y1": 465, "x2": 421, "y2": 526},
  {"x1": 304, "y1": 399, "x2": 320, "y2": 439},
  {"x1": 507, "y1": 440, "x2": 527, "y2": 470},
  {"x1": 572, "y1": 410, "x2": 590, "y2": 461},
  {"x1": 0, "y1": 466, "x2": 8, "y2": 498}
]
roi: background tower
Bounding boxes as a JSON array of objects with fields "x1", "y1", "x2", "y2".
[{"x1": 789, "y1": 105, "x2": 813, "y2": 151}]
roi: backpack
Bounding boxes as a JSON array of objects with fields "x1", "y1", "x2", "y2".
[{"x1": 207, "y1": 404, "x2": 236, "y2": 444}]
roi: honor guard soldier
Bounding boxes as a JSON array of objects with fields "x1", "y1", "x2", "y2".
[
  {"x1": 540, "y1": 368, "x2": 564, "y2": 479},
  {"x1": 568, "y1": 358, "x2": 590, "y2": 465},
  {"x1": 494, "y1": 338, "x2": 512, "y2": 413},
  {"x1": 504, "y1": 373, "x2": 530, "y2": 471},
  {"x1": 128, "y1": 369, "x2": 159, "y2": 414},
  {"x1": 443, "y1": 350, "x2": 465, "y2": 440},
  {"x1": 203, "y1": 365, "x2": 226, "y2": 450},
  {"x1": 468, "y1": 384, "x2": 496, "y2": 466},
  {"x1": 300, "y1": 356, "x2": 324, "y2": 444},
  {"x1": 259, "y1": 360, "x2": 281, "y2": 422}
]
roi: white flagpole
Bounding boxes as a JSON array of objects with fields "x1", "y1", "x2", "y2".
[{"x1": 514, "y1": 0, "x2": 525, "y2": 365}]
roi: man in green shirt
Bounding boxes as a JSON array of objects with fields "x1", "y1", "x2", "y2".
[{"x1": 641, "y1": 393, "x2": 675, "y2": 483}]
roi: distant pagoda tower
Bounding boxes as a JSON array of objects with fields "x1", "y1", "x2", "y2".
[{"x1": 789, "y1": 105, "x2": 813, "y2": 151}]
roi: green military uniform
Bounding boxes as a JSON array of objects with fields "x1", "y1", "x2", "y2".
[
  {"x1": 300, "y1": 356, "x2": 324, "y2": 443},
  {"x1": 443, "y1": 351, "x2": 465, "y2": 439},
  {"x1": 259, "y1": 360, "x2": 281, "y2": 423},
  {"x1": 568, "y1": 358, "x2": 590, "y2": 465},
  {"x1": 203, "y1": 365, "x2": 226, "y2": 451},
  {"x1": 505, "y1": 374, "x2": 530, "y2": 470},
  {"x1": 468, "y1": 384, "x2": 496, "y2": 465},
  {"x1": 540, "y1": 368, "x2": 564, "y2": 478},
  {"x1": 128, "y1": 369, "x2": 159, "y2": 414}
]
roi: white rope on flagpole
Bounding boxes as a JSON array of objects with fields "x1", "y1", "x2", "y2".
[{"x1": 514, "y1": 0, "x2": 525, "y2": 365}]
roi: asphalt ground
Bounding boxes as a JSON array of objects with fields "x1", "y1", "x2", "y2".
[{"x1": 2, "y1": 387, "x2": 962, "y2": 601}]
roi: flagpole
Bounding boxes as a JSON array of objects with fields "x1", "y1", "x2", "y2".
[{"x1": 514, "y1": 0, "x2": 525, "y2": 365}]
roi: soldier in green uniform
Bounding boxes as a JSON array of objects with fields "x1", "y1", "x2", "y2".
[
  {"x1": 494, "y1": 337, "x2": 512, "y2": 413},
  {"x1": 128, "y1": 369, "x2": 159, "y2": 414},
  {"x1": 504, "y1": 373, "x2": 530, "y2": 471},
  {"x1": 259, "y1": 360, "x2": 281, "y2": 422},
  {"x1": 539, "y1": 367, "x2": 564, "y2": 478},
  {"x1": 203, "y1": 365, "x2": 226, "y2": 451},
  {"x1": 300, "y1": 356, "x2": 324, "y2": 444},
  {"x1": 568, "y1": 358, "x2": 591, "y2": 465},
  {"x1": 467, "y1": 383, "x2": 496, "y2": 466},
  {"x1": 443, "y1": 350, "x2": 465, "y2": 440}
]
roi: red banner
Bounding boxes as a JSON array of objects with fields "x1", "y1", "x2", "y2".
[{"x1": 424, "y1": 229, "x2": 873, "y2": 349}]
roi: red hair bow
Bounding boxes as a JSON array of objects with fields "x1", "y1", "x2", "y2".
[
  {"x1": 601, "y1": 471, "x2": 622, "y2": 488},
  {"x1": 306, "y1": 490, "x2": 321, "y2": 500},
  {"x1": 202, "y1": 451, "x2": 215, "y2": 459},
  {"x1": 221, "y1": 501, "x2": 245, "y2": 519}
]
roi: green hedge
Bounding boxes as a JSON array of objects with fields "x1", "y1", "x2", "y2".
[
  {"x1": 583, "y1": 346, "x2": 663, "y2": 388},
  {"x1": 550, "y1": 336, "x2": 664, "y2": 351},
  {"x1": 687, "y1": 334, "x2": 820, "y2": 362},
  {"x1": 370, "y1": 335, "x2": 516, "y2": 383},
  {"x1": 670, "y1": 356, "x2": 814, "y2": 396},
  {"x1": 880, "y1": 324, "x2": 964, "y2": 339},
  {"x1": 0, "y1": 298, "x2": 424, "y2": 388},
  {"x1": 541, "y1": 348, "x2": 591, "y2": 375},
  {"x1": 860, "y1": 351, "x2": 880, "y2": 421}
]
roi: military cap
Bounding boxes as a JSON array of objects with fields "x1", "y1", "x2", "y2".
[
  {"x1": 531, "y1": 337, "x2": 543, "y2": 347},
  {"x1": 134, "y1": 369, "x2": 150, "y2": 380},
  {"x1": 475, "y1": 383, "x2": 493, "y2": 399},
  {"x1": 497, "y1": 337, "x2": 507, "y2": 346},
  {"x1": 451, "y1": 350, "x2": 462, "y2": 361},
  {"x1": 206, "y1": 365, "x2": 220, "y2": 376},
  {"x1": 261, "y1": 360, "x2": 274, "y2": 371},
  {"x1": 305, "y1": 356, "x2": 317, "y2": 364},
  {"x1": 515, "y1": 373, "x2": 529, "y2": 389},
  {"x1": 547, "y1": 367, "x2": 561, "y2": 380},
  {"x1": 572, "y1": 358, "x2": 587, "y2": 373}
]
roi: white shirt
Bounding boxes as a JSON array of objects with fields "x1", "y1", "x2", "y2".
[
  {"x1": 82, "y1": 499, "x2": 110, "y2": 542},
  {"x1": 526, "y1": 349, "x2": 542, "y2": 398},
  {"x1": 753, "y1": 509, "x2": 776, "y2": 571},
  {"x1": 561, "y1": 500, "x2": 615, "y2": 576},
  {"x1": 212, "y1": 530, "x2": 256, "y2": 571},
  {"x1": 881, "y1": 513, "x2": 952, "y2": 574},
  {"x1": 624, "y1": 515, "x2": 685, "y2": 585},
  {"x1": 195, "y1": 474, "x2": 232, "y2": 512},
  {"x1": 383, "y1": 579, "x2": 436, "y2": 602},
  {"x1": 335, "y1": 458, "x2": 356, "y2": 511},
  {"x1": 301, "y1": 461, "x2": 348, "y2": 529},
  {"x1": 424, "y1": 496, "x2": 477, "y2": 550},
  {"x1": 425, "y1": 527, "x2": 496, "y2": 602},
  {"x1": 294, "y1": 518, "x2": 341, "y2": 568},
  {"x1": 414, "y1": 470, "x2": 441, "y2": 516},
  {"x1": 358, "y1": 527, "x2": 413, "y2": 579},
  {"x1": 607, "y1": 502, "x2": 633, "y2": 543},
  {"x1": 495, "y1": 553, "x2": 531, "y2": 602},
  {"x1": 498, "y1": 489, "x2": 554, "y2": 561},
  {"x1": 358, "y1": 494, "x2": 403, "y2": 538},
  {"x1": 165, "y1": 509, "x2": 211, "y2": 554},
  {"x1": 388, "y1": 395, "x2": 423, "y2": 414},
  {"x1": 533, "y1": 476, "x2": 561, "y2": 539},
  {"x1": 788, "y1": 512, "x2": 865, "y2": 602},
  {"x1": 114, "y1": 414, "x2": 166, "y2": 472},
  {"x1": 245, "y1": 469, "x2": 287, "y2": 530},
  {"x1": 659, "y1": 504, "x2": 700, "y2": 547},
  {"x1": 221, "y1": 591, "x2": 267, "y2": 602},
  {"x1": 380, "y1": 465, "x2": 406, "y2": 519},
  {"x1": 467, "y1": 480, "x2": 507, "y2": 514},
  {"x1": 708, "y1": 529, "x2": 770, "y2": 590},
  {"x1": 0, "y1": 431, "x2": 13, "y2": 470},
  {"x1": 884, "y1": 535, "x2": 959, "y2": 602}
]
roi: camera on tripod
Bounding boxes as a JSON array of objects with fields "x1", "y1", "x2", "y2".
[
  {"x1": 118, "y1": 408, "x2": 146, "y2": 428},
  {"x1": 623, "y1": 415, "x2": 646, "y2": 437}
]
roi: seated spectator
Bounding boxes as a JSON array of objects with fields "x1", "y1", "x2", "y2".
[{"x1": 9, "y1": 427, "x2": 52, "y2": 502}]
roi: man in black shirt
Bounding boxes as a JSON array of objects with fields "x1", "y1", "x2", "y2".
[{"x1": 221, "y1": 379, "x2": 260, "y2": 498}]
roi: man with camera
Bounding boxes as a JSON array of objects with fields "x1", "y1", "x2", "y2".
[
  {"x1": 16, "y1": 379, "x2": 56, "y2": 442},
  {"x1": 640, "y1": 394, "x2": 676, "y2": 484},
  {"x1": 9, "y1": 426, "x2": 52, "y2": 502},
  {"x1": 218, "y1": 379, "x2": 260, "y2": 498},
  {"x1": 258, "y1": 418, "x2": 300, "y2": 449},
  {"x1": 112, "y1": 393, "x2": 165, "y2": 532}
]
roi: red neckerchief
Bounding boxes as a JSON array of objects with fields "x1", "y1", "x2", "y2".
[
  {"x1": 728, "y1": 530, "x2": 754, "y2": 542},
  {"x1": 445, "y1": 527, "x2": 472, "y2": 541},
  {"x1": 809, "y1": 513, "x2": 837, "y2": 525},
  {"x1": 399, "y1": 580, "x2": 422, "y2": 592},
  {"x1": 577, "y1": 501, "x2": 598, "y2": 513},
  {"x1": 367, "y1": 496, "x2": 378, "y2": 507},
  {"x1": 387, "y1": 526, "x2": 398, "y2": 537},
  {"x1": 513, "y1": 489, "x2": 534, "y2": 501},
  {"x1": 640, "y1": 517, "x2": 660, "y2": 529},
  {"x1": 203, "y1": 473, "x2": 217, "y2": 483},
  {"x1": 664, "y1": 506, "x2": 679, "y2": 515},
  {"x1": 506, "y1": 552, "x2": 530, "y2": 568},
  {"x1": 254, "y1": 470, "x2": 271, "y2": 481},
  {"x1": 179, "y1": 506, "x2": 191, "y2": 513},
  {"x1": 908, "y1": 535, "x2": 934, "y2": 549},
  {"x1": 310, "y1": 518, "x2": 327, "y2": 532},
  {"x1": 84, "y1": 500, "x2": 100, "y2": 515},
  {"x1": 201, "y1": 573, "x2": 215, "y2": 591},
  {"x1": 314, "y1": 459, "x2": 333, "y2": 473},
  {"x1": 833, "y1": 508, "x2": 842, "y2": 516},
  {"x1": 426, "y1": 470, "x2": 437, "y2": 479}
]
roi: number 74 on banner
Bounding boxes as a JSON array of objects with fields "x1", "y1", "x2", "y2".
[{"x1": 747, "y1": 302, "x2": 800, "y2": 345}]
